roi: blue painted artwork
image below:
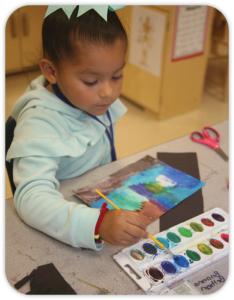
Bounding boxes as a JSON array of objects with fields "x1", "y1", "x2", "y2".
[{"x1": 73, "y1": 156, "x2": 205, "y2": 224}]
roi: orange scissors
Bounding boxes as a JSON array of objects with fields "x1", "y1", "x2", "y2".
[{"x1": 190, "y1": 126, "x2": 228, "y2": 161}]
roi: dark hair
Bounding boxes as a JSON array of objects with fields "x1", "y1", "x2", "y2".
[{"x1": 42, "y1": 6, "x2": 128, "y2": 66}]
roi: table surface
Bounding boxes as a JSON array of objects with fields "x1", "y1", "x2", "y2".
[{"x1": 5, "y1": 120, "x2": 229, "y2": 295}]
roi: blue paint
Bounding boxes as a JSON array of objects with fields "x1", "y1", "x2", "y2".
[
  {"x1": 90, "y1": 199, "x2": 114, "y2": 210},
  {"x1": 143, "y1": 243, "x2": 157, "y2": 255},
  {"x1": 129, "y1": 184, "x2": 175, "y2": 211},
  {"x1": 161, "y1": 261, "x2": 177, "y2": 274},
  {"x1": 129, "y1": 183, "x2": 152, "y2": 197},
  {"x1": 155, "y1": 237, "x2": 169, "y2": 249},
  {"x1": 189, "y1": 259, "x2": 194, "y2": 264},
  {"x1": 173, "y1": 255, "x2": 189, "y2": 268},
  {"x1": 90, "y1": 159, "x2": 205, "y2": 213}
]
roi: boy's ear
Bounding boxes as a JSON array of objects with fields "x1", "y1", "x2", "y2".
[{"x1": 39, "y1": 59, "x2": 58, "y2": 84}]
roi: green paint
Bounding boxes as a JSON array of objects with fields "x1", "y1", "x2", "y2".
[
  {"x1": 190, "y1": 222, "x2": 204, "y2": 232},
  {"x1": 186, "y1": 250, "x2": 201, "y2": 261},
  {"x1": 111, "y1": 189, "x2": 143, "y2": 211},
  {"x1": 197, "y1": 244, "x2": 213, "y2": 255},
  {"x1": 144, "y1": 182, "x2": 168, "y2": 194},
  {"x1": 178, "y1": 227, "x2": 193, "y2": 238},
  {"x1": 167, "y1": 232, "x2": 181, "y2": 244}
]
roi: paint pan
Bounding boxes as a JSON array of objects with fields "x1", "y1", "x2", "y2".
[
  {"x1": 154, "y1": 237, "x2": 169, "y2": 249},
  {"x1": 190, "y1": 222, "x2": 204, "y2": 232},
  {"x1": 178, "y1": 227, "x2": 193, "y2": 238},
  {"x1": 166, "y1": 232, "x2": 181, "y2": 244},
  {"x1": 173, "y1": 255, "x2": 189, "y2": 268},
  {"x1": 212, "y1": 213, "x2": 225, "y2": 222},
  {"x1": 130, "y1": 249, "x2": 145, "y2": 261},
  {"x1": 114, "y1": 207, "x2": 229, "y2": 294},
  {"x1": 197, "y1": 244, "x2": 213, "y2": 255},
  {"x1": 209, "y1": 239, "x2": 224, "y2": 249},
  {"x1": 221, "y1": 233, "x2": 229, "y2": 243},
  {"x1": 146, "y1": 267, "x2": 164, "y2": 282},
  {"x1": 161, "y1": 261, "x2": 177, "y2": 274},
  {"x1": 142, "y1": 243, "x2": 157, "y2": 256},
  {"x1": 201, "y1": 218, "x2": 214, "y2": 227},
  {"x1": 186, "y1": 250, "x2": 201, "y2": 261}
]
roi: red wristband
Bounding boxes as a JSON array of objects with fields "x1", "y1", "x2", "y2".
[{"x1": 95, "y1": 202, "x2": 109, "y2": 241}]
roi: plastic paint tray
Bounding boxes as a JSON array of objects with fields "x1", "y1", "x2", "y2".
[{"x1": 113, "y1": 208, "x2": 229, "y2": 293}]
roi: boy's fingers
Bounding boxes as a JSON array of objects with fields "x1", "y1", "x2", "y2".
[
  {"x1": 124, "y1": 224, "x2": 149, "y2": 240},
  {"x1": 121, "y1": 231, "x2": 142, "y2": 244},
  {"x1": 127, "y1": 212, "x2": 147, "y2": 230},
  {"x1": 117, "y1": 239, "x2": 140, "y2": 247}
]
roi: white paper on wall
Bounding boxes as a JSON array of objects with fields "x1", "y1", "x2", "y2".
[
  {"x1": 171, "y1": 6, "x2": 209, "y2": 61},
  {"x1": 128, "y1": 6, "x2": 166, "y2": 78}
]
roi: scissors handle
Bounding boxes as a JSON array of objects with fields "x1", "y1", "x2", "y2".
[
  {"x1": 203, "y1": 126, "x2": 220, "y2": 142},
  {"x1": 190, "y1": 131, "x2": 220, "y2": 150}
]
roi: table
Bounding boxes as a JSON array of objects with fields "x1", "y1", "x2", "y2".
[{"x1": 5, "y1": 120, "x2": 229, "y2": 295}]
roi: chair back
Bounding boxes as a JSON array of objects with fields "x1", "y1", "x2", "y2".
[{"x1": 5, "y1": 116, "x2": 16, "y2": 194}]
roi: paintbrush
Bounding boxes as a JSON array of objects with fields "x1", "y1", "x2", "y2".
[{"x1": 95, "y1": 189, "x2": 176, "y2": 258}]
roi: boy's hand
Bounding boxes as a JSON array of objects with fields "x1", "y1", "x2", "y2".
[{"x1": 99, "y1": 209, "x2": 149, "y2": 246}]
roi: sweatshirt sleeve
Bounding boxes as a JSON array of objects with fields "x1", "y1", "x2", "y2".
[{"x1": 13, "y1": 155, "x2": 104, "y2": 250}]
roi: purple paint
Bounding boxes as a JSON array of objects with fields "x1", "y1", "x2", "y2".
[
  {"x1": 161, "y1": 261, "x2": 177, "y2": 274},
  {"x1": 212, "y1": 213, "x2": 225, "y2": 222},
  {"x1": 129, "y1": 183, "x2": 152, "y2": 197},
  {"x1": 173, "y1": 255, "x2": 189, "y2": 268},
  {"x1": 148, "y1": 198, "x2": 169, "y2": 213}
]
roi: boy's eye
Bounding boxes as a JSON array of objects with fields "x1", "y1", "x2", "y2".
[
  {"x1": 83, "y1": 81, "x2": 97, "y2": 86},
  {"x1": 112, "y1": 75, "x2": 123, "y2": 80}
]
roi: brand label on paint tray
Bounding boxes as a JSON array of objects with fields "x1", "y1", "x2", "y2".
[{"x1": 159, "y1": 280, "x2": 200, "y2": 295}]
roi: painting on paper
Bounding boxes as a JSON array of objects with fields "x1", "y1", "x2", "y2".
[{"x1": 73, "y1": 156, "x2": 205, "y2": 225}]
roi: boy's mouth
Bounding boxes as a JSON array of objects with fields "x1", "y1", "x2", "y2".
[{"x1": 96, "y1": 103, "x2": 110, "y2": 108}]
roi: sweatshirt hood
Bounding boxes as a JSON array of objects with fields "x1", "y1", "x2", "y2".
[
  {"x1": 11, "y1": 75, "x2": 83, "y2": 121},
  {"x1": 11, "y1": 75, "x2": 127, "y2": 126}
]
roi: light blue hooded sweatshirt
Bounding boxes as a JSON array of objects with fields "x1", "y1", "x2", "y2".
[{"x1": 6, "y1": 75, "x2": 127, "y2": 250}]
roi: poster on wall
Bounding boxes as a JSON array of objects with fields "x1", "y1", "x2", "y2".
[
  {"x1": 171, "y1": 6, "x2": 210, "y2": 62},
  {"x1": 128, "y1": 6, "x2": 166, "y2": 78}
]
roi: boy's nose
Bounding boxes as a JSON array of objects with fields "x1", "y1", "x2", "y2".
[{"x1": 99, "y1": 81, "x2": 113, "y2": 99}]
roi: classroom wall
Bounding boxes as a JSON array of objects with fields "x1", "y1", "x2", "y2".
[{"x1": 5, "y1": 5, "x2": 229, "y2": 117}]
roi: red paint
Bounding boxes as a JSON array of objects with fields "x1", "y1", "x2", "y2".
[
  {"x1": 201, "y1": 218, "x2": 214, "y2": 227},
  {"x1": 210, "y1": 239, "x2": 224, "y2": 249},
  {"x1": 221, "y1": 233, "x2": 229, "y2": 243}
]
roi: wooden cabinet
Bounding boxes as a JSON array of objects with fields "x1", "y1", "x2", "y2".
[
  {"x1": 117, "y1": 6, "x2": 215, "y2": 120},
  {"x1": 5, "y1": 6, "x2": 47, "y2": 74},
  {"x1": 5, "y1": 9, "x2": 21, "y2": 73},
  {"x1": 206, "y1": 8, "x2": 229, "y2": 103}
]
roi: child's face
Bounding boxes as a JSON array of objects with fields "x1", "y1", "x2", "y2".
[{"x1": 54, "y1": 39, "x2": 126, "y2": 116}]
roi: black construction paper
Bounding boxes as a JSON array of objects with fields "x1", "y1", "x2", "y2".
[
  {"x1": 157, "y1": 152, "x2": 204, "y2": 231},
  {"x1": 14, "y1": 263, "x2": 76, "y2": 295}
]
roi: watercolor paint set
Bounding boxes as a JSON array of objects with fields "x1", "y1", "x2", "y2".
[{"x1": 113, "y1": 208, "x2": 229, "y2": 294}]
